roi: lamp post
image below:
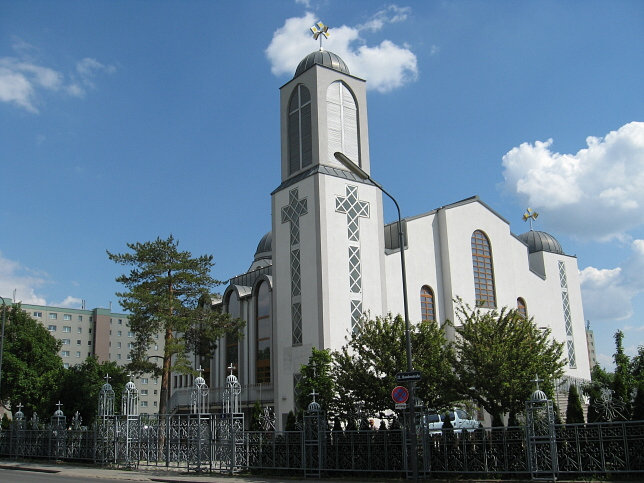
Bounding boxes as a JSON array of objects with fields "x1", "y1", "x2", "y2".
[
  {"x1": 333, "y1": 152, "x2": 418, "y2": 480},
  {"x1": 0, "y1": 297, "x2": 8, "y2": 409}
]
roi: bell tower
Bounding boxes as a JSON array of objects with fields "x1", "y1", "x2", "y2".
[{"x1": 271, "y1": 33, "x2": 387, "y2": 426}]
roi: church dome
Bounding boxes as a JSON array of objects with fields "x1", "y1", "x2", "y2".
[
  {"x1": 254, "y1": 231, "x2": 272, "y2": 261},
  {"x1": 294, "y1": 50, "x2": 350, "y2": 78},
  {"x1": 518, "y1": 230, "x2": 564, "y2": 255}
]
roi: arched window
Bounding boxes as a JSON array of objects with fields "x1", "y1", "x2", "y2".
[
  {"x1": 288, "y1": 85, "x2": 312, "y2": 175},
  {"x1": 517, "y1": 297, "x2": 527, "y2": 318},
  {"x1": 225, "y1": 293, "x2": 240, "y2": 377},
  {"x1": 471, "y1": 230, "x2": 496, "y2": 308},
  {"x1": 327, "y1": 81, "x2": 359, "y2": 166},
  {"x1": 256, "y1": 281, "x2": 272, "y2": 384},
  {"x1": 420, "y1": 285, "x2": 435, "y2": 321}
]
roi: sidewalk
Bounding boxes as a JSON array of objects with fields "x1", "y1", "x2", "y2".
[{"x1": 0, "y1": 459, "x2": 395, "y2": 483}]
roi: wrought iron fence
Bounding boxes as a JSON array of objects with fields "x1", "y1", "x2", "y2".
[{"x1": 2, "y1": 416, "x2": 644, "y2": 478}]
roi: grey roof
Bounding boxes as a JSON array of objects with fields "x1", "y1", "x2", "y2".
[
  {"x1": 517, "y1": 230, "x2": 564, "y2": 255},
  {"x1": 295, "y1": 50, "x2": 350, "y2": 77},
  {"x1": 254, "y1": 231, "x2": 272, "y2": 261}
]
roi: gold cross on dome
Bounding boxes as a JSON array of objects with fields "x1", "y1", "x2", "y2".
[
  {"x1": 310, "y1": 21, "x2": 329, "y2": 49},
  {"x1": 522, "y1": 207, "x2": 539, "y2": 230}
]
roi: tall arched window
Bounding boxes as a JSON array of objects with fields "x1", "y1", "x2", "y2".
[
  {"x1": 471, "y1": 230, "x2": 496, "y2": 308},
  {"x1": 225, "y1": 293, "x2": 240, "y2": 377},
  {"x1": 288, "y1": 85, "x2": 312, "y2": 175},
  {"x1": 327, "y1": 81, "x2": 359, "y2": 165},
  {"x1": 256, "y1": 281, "x2": 272, "y2": 384},
  {"x1": 517, "y1": 297, "x2": 527, "y2": 318},
  {"x1": 420, "y1": 285, "x2": 435, "y2": 321}
]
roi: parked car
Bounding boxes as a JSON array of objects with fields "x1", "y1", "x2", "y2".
[{"x1": 422, "y1": 408, "x2": 480, "y2": 433}]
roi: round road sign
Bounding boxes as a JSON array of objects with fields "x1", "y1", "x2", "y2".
[{"x1": 391, "y1": 385, "x2": 409, "y2": 404}]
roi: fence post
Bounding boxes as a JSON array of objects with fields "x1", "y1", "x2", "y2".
[{"x1": 525, "y1": 376, "x2": 558, "y2": 480}]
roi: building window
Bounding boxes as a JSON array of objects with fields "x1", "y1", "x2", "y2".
[
  {"x1": 76, "y1": 351, "x2": 81, "y2": 358},
  {"x1": 33, "y1": 311, "x2": 42, "y2": 317},
  {"x1": 517, "y1": 297, "x2": 527, "y2": 318},
  {"x1": 88, "y1": 341, "x2": 92, "y2": 345},
  {"x1": 63, "y1": 363, "x2": 70, "y2": 369},
  {"x1": 48, "y1": 325, "x2": 57, "y2": 332},
  {"x1": 288, "y1": 84, "x2": 312, "y2": 175},
  {"x1": 420, "y1": 285, "x2": 436, "y2": 321},
  {"x1": 117, "y1": 353, "x2": 122, "y2": 360},
  {"x1": 141, "y1": 389, "x2": 148, "y2": 396},
  {"x1": 128, "y1": 342, "x2": 134, "y2": 349},
  {"x1": 78, "y1": 315, "x2": 83, "y2": 321},
  {"x1": 327, "y1": 81, "x2": 359, "y2": 166},
  {"x1": 117, "y1": 330, "x2": 122, "y2": 337},
  {"x1": 77, "y1": 327, "x2": 82, "y2": 333},
  {"x1": 141, "y1": 378, "x2": 148, "y2": 384},
  {"x1": 89, "y1": 316, "x2": 93, "y2": 322},
  {"x1": 256, "y1": 281, "x2": 272, "y2": 384},
  {"x1": 63, "y1": 326, "x2": 71, "y2": 333},
  {"x1": 140, "y1": 401, "x2": 148, "y2": 407},
  {"x1": 76, "y1": 339, "x2": 81, "y2": 345},
  {"x1": 49, "y1": 313, "x2": 57, "y2": 320},
  {"x1": 61, "y1": 351, "x2": 70, "y2": 357},
  {"x1": 62, "y1": 339, "x2": 70, "y2": 345},
  {"x1": 471, "y1": 230, "x2": 496, "y2": 308},
  {"x1": 225, "y1": 293, "x2": 240, "y2": 377},
  {"x1": 118, "y1": 319, "x2": 122, "y2": 324},
  {"x1": 117, "y1": 342, "x2": 122, "y2": 348},
  {"x1": 128, "y1": 331, "x2": 134, "y2": 338},
  {"x1": 64, "y1": 314, "x2": 72, "y2": 321},
  {"x1": 127, "y1": 354, "x2": 132, "y2": 361}
]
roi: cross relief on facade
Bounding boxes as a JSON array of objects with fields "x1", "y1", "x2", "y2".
[
  {"x1": 335, "y1": 185, "x2": 370, "y2": 333},
  {"x1": 281, "y1": 188, "x2": 308, "y2": 345}
]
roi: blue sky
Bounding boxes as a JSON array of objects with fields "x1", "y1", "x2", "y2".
[{"x1": 1, "y1": 1, "x2": 643, "y2": 369}]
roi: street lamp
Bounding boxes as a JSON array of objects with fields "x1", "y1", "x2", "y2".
[
  {"x1": 0, "y1": 297, "x2": 8, "y2": 409},
  {"x1": 333, "y1": 151, "x2": 418, "y2": 480}
]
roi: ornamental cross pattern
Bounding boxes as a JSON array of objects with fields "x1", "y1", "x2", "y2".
[
  {"x1": 335, "y1": 185, "x2": 370, "y2": 242},
  {"x1": 281, "y1": 188, "x2": 308, "y2": 346},
  {"x1": 281, "y1": 188, "x2": 308, "y2": 246}
]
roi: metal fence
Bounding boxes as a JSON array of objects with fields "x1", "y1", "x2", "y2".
[{"x1": 2, "y1": 417, "x2": 644, "y2": 478}]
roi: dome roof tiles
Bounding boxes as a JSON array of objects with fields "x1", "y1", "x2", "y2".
[
  {"x1": 518, "y1": 230, "x2": 564, "y2": 255},
  {"x1": 294, "y1": 50, "x2": 350, "y2": 78}
]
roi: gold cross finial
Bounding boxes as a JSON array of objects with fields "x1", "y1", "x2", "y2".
[
  {"x1": 310, "y1": 21, "x2": 330, "y2": 50},
  {"x1": 522, "y1": 207, "x2": 539, "y2": 230}
]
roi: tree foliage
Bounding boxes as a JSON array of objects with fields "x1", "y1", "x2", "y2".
[
  {"x1": 295, "y1": 347, "x2": 335, "y2": 413},
  {"x1": 612, "y1": 330, "x2": 633, "y2": 420},
  {"x1": 107, "y1": 235, "x2": 243, "y2": 414},
  {"x1": 1, "y1": 304, "x2": 64, "y2": 416},
  {"x1": 333, "y1": 314, "x2": 455, "y2": 417},
  {"x1": 57, "y1": 357, "x2": 128, "y2": 426},
  {"x1": 565, "y1": 384, "x2": 585, "y2": 424},
  {"x1": 585, "y1": 364, "x2": 613, "y2": 423},
  {"x1": 450, "y1": 300, "x2": 565, "y2": 425}
]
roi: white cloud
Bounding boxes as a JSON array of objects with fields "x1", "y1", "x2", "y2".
[
  {"x1": 0, "y1": 40, "x2": 116, "y2": 113},
  {"x1": 0, "y1": 251, "x2": 48, "y2": 305},
  {"x1": 55, "y1": 296, "x2": 83, "y2": 309},
  {"x1": 502, "y1": 122, "x2": 644, "y2": 240},
  {"x1": 580, "y1": 239, "x2": 644, "y2": 322},
  {"x1": 266, "y1": 10, "x2": 418, "y2": 93}
]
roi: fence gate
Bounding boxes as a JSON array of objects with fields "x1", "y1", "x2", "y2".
[{"x1": 526, "y1": 384, "x2": 558, "y2": 480}]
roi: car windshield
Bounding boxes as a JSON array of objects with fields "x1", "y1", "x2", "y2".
[
  {"x1": 456, "y1": 410, "x2": 468, "y2": 419},
  {"x1": 426, "y1": 414, "x2": 440, "y2": 423}
]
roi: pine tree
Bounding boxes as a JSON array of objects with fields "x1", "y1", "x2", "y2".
[
  {"x1": 612, "y1": 330, "x2": 633, "y2": 420},
  {"x1": 108, "y1": 235, "x2": 243, "y2": 414},
  {"x1": 565, "y1": 384, "x2": 585, "y2": 424}
]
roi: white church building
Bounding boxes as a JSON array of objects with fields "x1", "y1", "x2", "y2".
[{"x1": 171, "y1": 49, "x2": 591, "y2": 427}]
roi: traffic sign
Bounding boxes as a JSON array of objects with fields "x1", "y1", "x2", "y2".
[
  {"x1": 395, "y1": 403, "x2": 408, "y2": 410},
  {"x1": 391, "y1": 385, "x2": 409, "y2": 404},
  {"x1": 395, "y1": 370, "x2": 422, "y2": 383}
]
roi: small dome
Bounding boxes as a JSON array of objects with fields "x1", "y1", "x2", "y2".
[
  {"x1": 295, "y1": 50, "x2": 350, "y2": 78},
  {"x1": 125, "y1": 381, "x2": 136, "y2": 391},
  {"x1": 308, "y1": 400, "x2": 321, "y2": 412},
  {"x1": 226, "y1": 374, "x2": 239, "y2": 385},
  {"x1": 15, "y1": 409, "x2": 24, "y2": 420},
  {"x1": 195, "y1": 376, "x2": 206, "y2": 386},
  {"x1": 518, "y1": 230, "x2": 564, "y2": 255},
  {"x1": 54, "y1": 409, "x2": 64, "y2": 417},
  {"x1": 531, "y1": 389, "x2": 548, "y2": 402},
  {"x1": 101, "y1": 382, "x2": 113, "y2": 391},
  {"x1": 254, "y1": 231, "x2": 272, "y2": 261}
]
